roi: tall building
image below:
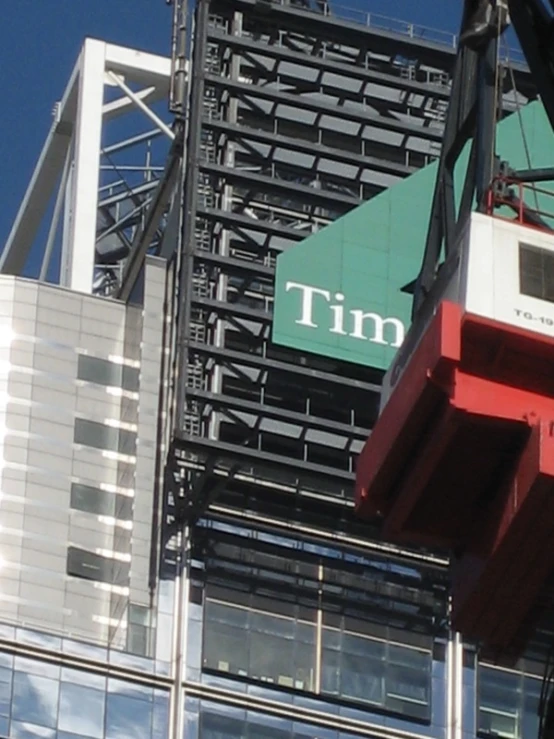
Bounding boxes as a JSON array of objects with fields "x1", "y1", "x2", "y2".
[{"x1": 0, "y1": 3, "x2": 547, "y2": 739}]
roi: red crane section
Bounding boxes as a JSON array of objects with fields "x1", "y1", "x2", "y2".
[{"x1": 355, "y1": 301, "x2": 554, "y2": 659}]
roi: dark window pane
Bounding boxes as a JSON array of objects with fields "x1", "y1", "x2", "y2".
[
  {"x1": 522, "y1": 676, "x2": 541, "y2": 739},
  {"x1": 478, "y1": 666, "x2": 520, "y2": 738},
  {"x1": 321, "y1": 648, "x2": 340, "y2": 695},
  {"x1": 114, "y1": 495, "x2": 133, "y2": 520},
  {"x1": 121, "y1": 365, "x2": 140, "y2": 391},
  {"x1": 340, "y1": 647, "x2": 384, "y2": 704},
  {"x1": 129, "y1": 604, "x2": 150, "y2": 626},
  {"x1": 519, "y1": 243, "x2": 554, "y2": 303},
  {"x1": 203, "y1": 612, "x2": 248, "y2": 675},
  {"x1": 387, "y1": 644, "x2": 431, "y2": 712},
  {"x1": 78, "y1": 355, "x2": 139, "y2": 391},
  {"x1": 117, "y1": 428, "x2": 137, "y2": 456},
  {"x1": 203, "y1": 599, "x2": 315, "y2": 690},
  {"x1": 71, "y1": 483, "x2": 114, "y2": 516},
  {"x1": 128, "y1": 625, "x2": 149, "y2": 657},
  {"x1": 201, "y1": 712, "x2": 244, "y2": 739},
  {"x1": 70, "y1": 483, "x2": 132, "y2": 520},
  {"x1": 74, "y1": 419, "x2": 136, "y2": 456},
  {"x1": 478, "y1": 667, "x2": 541, "y2": 739},
  {"x1": 67, "y1": 546, "x2": 129, "y2": 586},
  {"x1": 78, "y1": 355, "x2": 120, "y2": 387},
  {"x1": 74, "y1": 419, "x2": 119, "y2": 451},
  {"x1": 250, "y1": 630, "x2": 295, "y2": 686},
  {"x1": 320, "y1": 628, "x2": 431, "y2": 720}
]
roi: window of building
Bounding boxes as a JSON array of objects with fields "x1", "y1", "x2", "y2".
[
  {"x1": 203, "y1": 595, "x2": 432, "y2": 721},
  {"x1": 203, "y1": 598, "x2": 316, "y2": 691},
  {"x1": 127, "y1": 604, "x2": 151, "y2": 657},
  {"x1": 0, "y1": 653, "x2": 169, "y2": 739},
  {"x1": 478, "y1": 665, "x2": 540, "y2": 739},
  {"x1": 74, "y1": 419, "x2": 136, "y2": 456},
  {"x1": 67, "y1": 547, "x2": 129, "y2": 587},
  {"x1": 198, "y1": 698, "x2": 372, "y2": 739},
  {"x1": 70, "y1": 483, "x2": 132, "y2": 520},
  {"x1": 12, "y1": 671, "x2": 59, "y2": 729},
  {"x1": 58, "y1": 682, "x2": 105, "y2": 738},
  {"x1": 519, "y1": 243, "x2": 554, "y2": 303},
  {"x1": 78, "y1": 355, "x2": 139, "y2": 391},
  {"x1": 322, "y1": 627, "x2": 431, "y2": 720}
]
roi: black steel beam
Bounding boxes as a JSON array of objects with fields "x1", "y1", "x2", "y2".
[
  {"x1": 186, "y1": 340, "x2": 383, "y2": 394},
  {"x1": 204, "y1": 73, "x2": 445, "y2": 143},
  {"x1": 204, "y1": 505, "x2": 449, "y2": 571},
  {"x1": 194, "y1": 250, "x2": 274, "y2": 279},
  {"x1": 512, "y1": 167, "x2": 554, "y2": 183},
  {"x1": 174, "y1": 0, "x2": 210, "y2": 432},
  {"x1": 199, "y1": 162, "x2": 361, "y2": 207},
  {"x1": 197, "y1": 206, "x2": 312, "y2": 242},
  {"x1": 207, "y1": 27, "x2": 452, "y2": 101},
  {"x1": 508, "y1": 0, "x2": 554, "y2": 137},
  {"x1": 188, "y1": 387, "x2": 370, "y2": 439},
  {"x1": 174, "y1": 432, "x2": 355, "y2": 483},
  {"x1": 211, "y1": 0, "x2": 460, "y2": 69},
  {"x1": 204, "y1": 118, "x2": 414, "y2": 178},
  {"x1": 191, "y1": 296, "x2": 270, "y2": 323}
]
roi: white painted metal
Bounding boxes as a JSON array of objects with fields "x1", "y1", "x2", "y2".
[
  {"x1": 1, "y1": 38, "x2": 173, "y2": 294},
  {"x1": 62, "y1": 39, "x2": 105, "y2": 293},
  {"x1": 381, "y1": 213, "x2": 554, "y2": 407},
  {"x1": 455, "y1": 212, "x2": 554, "y2": 336},
  {"x1": 106, "y1": 71, "x2": 175, "y2": 141},
  {"x1": 447, "y1": 631, "x2": 464, "y2": 739}
]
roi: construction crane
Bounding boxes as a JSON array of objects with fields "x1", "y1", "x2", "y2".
[{"x1": 354, "y1": 0, "x2": 554, "y2": 733}]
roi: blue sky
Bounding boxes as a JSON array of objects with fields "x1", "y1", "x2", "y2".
[{"x1": 0, "y1": 0, "x2": 461, "y2": 251}]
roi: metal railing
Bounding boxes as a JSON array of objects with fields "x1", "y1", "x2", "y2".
[{"x1": 263, "y1": 0, "x2": 526, "y2": 65}]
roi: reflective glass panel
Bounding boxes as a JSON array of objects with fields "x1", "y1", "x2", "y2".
[
  {"x1": 106, "y1": 692, "x2": 152, "y2": 739},
  {"x1": 478, "y1": 666, "x2": 522, "y2": 738},
  {"x1": 58, "y1": 682, "x2": 106, "y2": 738},
  {"x1": 12, "y1": 672, "x2": 59, "y2": 728}
]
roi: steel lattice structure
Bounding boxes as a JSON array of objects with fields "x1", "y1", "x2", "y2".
[{"x1": 168, "y1": 0, "x2": 534, "y2": 634}]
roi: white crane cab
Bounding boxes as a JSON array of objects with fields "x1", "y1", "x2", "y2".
[
  {"x1": 451, "y1": 211, "x2": 554, "y2": 334},
  {"x1": 380, "y1": 212, "x2": 554, "y2": 408}
]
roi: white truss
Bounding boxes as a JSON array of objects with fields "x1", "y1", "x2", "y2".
[{"x1": 0, "y1": 39, "x2": 176, "y2": 295}]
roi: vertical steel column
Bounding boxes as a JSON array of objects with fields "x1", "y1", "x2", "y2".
[
  {"x1": 60, "y1": 39, "x2": 105, "y2": 293},
  {"x1": 170, "y1": 0, "x2": 189, "y2": 115},
  {"x1": 447, "y1": 630, "x2": 464, "y2": 739},
  {"x1": 475, "y1": 36, "x2": 500, "y2": 212},
  {"x1": 208, "y1": 10, "x2": 242, "y2": 443},
  {"x1": 174, "y1": 0, "x2": 210, "y2": 433},
  {"x1": 170, "y1": 3, "x2": 210, "y2": 736}
]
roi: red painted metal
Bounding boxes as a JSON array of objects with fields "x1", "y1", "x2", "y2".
[{"x1": 355, "y1": 301, "x2": 554, "y2": 657}]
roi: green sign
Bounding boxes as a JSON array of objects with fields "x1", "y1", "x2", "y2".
[
  {"x1": 273, "y1": 165, "x2": 437, "y2": 370},
  {"x1": 273, "y1": 101, "x2": 552, "y2": 370}
]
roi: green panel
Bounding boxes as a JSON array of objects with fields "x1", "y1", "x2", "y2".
[{"x1": 273, "y1": 102, "x2": 554, "y2": 370}]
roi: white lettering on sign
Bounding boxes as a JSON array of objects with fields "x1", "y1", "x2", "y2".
[{"x1": 285, "y1": 281, "x2": 405, "y2": 348}]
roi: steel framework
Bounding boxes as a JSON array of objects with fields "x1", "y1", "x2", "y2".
[
  {"x1": 166, "y1": 0, "x2": 536, "y2": 659},
  {"x1": 0, "y1": 39, "x2": 177, "y2": 296}
]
